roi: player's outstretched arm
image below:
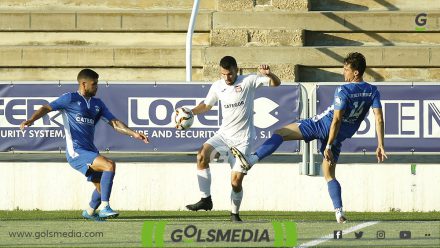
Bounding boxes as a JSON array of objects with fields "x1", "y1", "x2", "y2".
[
  {"x1": 109, "y1": 119, "x2": 149, "y2": 144},
  {"x1": 191, "y1": 103, "x2": 212, "y2": 115},
  {"x1": 373, "y1": 108, "x2": 387, "y2": 163},
  {"x1": 20, "y1": 104, "x2": 52, "y2": 130},
  {"x1": 258, "y1": 64, "x2": 281, "y2": 87}
]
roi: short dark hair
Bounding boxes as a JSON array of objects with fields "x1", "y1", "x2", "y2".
[
  {"x1": 344, "y1": 52, "x2": 366, "y2": 76},
  {"x1": 77, "y1": 69, "x2": 99, "y2": 82},
  {"x1": 219, "y1": 56, "x2": 237, "y2": 70}
]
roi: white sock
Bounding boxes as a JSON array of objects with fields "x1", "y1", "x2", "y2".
[
  {"x1": 197, "y1": 168, "x2": 211, "y2": 198},
  {"x1": 249, "y1": 154, "x2": 259, "y2": 166},
  {"x1": 86, "y1": 207, "x2": 95, "y2": 216},
  {"x1": 102, "y1": 201, "x2": 109, "y2": 207},
  {"x1": 231, "y1": 189, "x2": 243, "y2": 214}
]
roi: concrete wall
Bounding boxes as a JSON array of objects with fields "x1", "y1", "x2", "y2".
[
  {"x1": 1, "y1": 162, "x2": 439, "y2": 212},
  {"x1": 0, "y1": 0, "x2": 439, "y2": 82}
]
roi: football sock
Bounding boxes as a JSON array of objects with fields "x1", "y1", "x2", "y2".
[
  {"x1": 88, "y1": 189, "x2": 101, "y2": 212},
  {"x1": 248, "y1": 154, "x2": 259, "y2": 166},
  {"x1": 100, "y1": 171, "x2": 115, "y2": 202},
  {"x1": 255, "y1": 134, "x2": 284, "y2": 161},
  {"x1": 197, "y1": 168, "x2": 211, "y2": 198},
  {"x1": 328, "y1": 179, "x2": 343, "y2": 209},
  {"x1": 86, "y1": 207, "x2": 95, "y2": 216},
  {"x1": 102, "y1": 201, "x2": 109, "y2": 207},
  {"x1": 231, "y1": 189, "x2": 243, "y2": 214}
]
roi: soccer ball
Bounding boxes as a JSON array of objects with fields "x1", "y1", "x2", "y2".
[{"x1": 172, "y1": 107, "x2": 194, "y2": 130}]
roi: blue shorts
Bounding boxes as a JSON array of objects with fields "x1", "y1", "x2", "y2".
[
  {"x1": 297, "y1": 119, "x2": 344, "y2": 162},
  {"x1": 67, "y1": 149, "x2": 102, "y2": 182}
]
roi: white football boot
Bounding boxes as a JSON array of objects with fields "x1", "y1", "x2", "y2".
[{"x1": 335, "y1": 208, "x2": 347, "y2": 223}]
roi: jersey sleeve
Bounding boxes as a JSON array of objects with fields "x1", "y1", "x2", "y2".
[
  {"x1": 333, "y1": 87, "x2": 349, "y2": 111},
  {"x1": 49, "y1": 93, "x2": 71, "y2": 111},
  {"x1": 99, "y1": 101, "x2": 116, "y2": 123},
  {"x1": 372, "y1": 89, "x2": 382, "y2": 108},
  {"x1": 254, "y1": 75, "x2": 271, "y2": 88},
  {"x1": 204, "y1": 84, "x2": 219, "y2": 107}
]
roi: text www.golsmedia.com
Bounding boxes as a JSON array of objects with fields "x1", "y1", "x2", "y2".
[{"x1": 8, "y1": 230, "x2": 104, "y2": 239}]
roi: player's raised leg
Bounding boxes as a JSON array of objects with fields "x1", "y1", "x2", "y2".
[
  {"x1": 90, "y1": 155, "x2": 119, "y2": 218},
  {"x1": 232, "y1": 123, "x2": 304, "y2": 171},
  {"x1": 186, "y1": 143, "x2": 215, "y2": 211}
]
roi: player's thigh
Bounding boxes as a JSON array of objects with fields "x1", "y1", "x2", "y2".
[
  {"x1": 204, "y1": 134, "x2": 229, "y2": 160},
  {"x1": 90, "y1": 155, "x2": 115, "y2": 172},
  {"x1": 68, "y1": 149, "x2": 99, "y2": 175},
  {"x1": 275, "y1": 123, "x2": 304, "y2": 141},
  {"x1": 197, "y1": 143, "x2": 216, "y2": 164}
]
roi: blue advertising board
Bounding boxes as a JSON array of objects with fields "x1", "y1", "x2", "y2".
[{"x1": 0, "y1": 82, "x2": 301, "y2": 153}]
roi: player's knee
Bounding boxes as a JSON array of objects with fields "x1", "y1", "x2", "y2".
[
  {"x1": 323, "y1": 170, "x2": 335, "y2": 181},
  {"x1": 274, "y1": 129, "x2": 283, "y2": 136},
  {"x1": 231, "y1": 180, "x2": 242, "y2": 192},
  {"x1": 197, "y1": 148, "x2": 210, "y2": 167},
  {"x1": 104, "y1": 159, "x2": 116, "y2": 172},
  {"x1": 324, "y1": 175, "x2": 335, "y2": 182},
  {"x1": 274, "y1": 129, "x2": 288, "y2": 140}
]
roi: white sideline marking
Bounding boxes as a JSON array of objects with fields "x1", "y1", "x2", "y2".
[{"x1": 299, "y1": 221, "x2": 380, "y2": 247}]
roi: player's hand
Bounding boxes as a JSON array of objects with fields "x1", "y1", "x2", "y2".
[
  {"x1": 258, "y1": 64, "x2": 271, "y2": 76},
  {"x1": 324, "y1": 148, "x2": 335, "y2": 166},
  {"x1": 133, "y1": 132, "x2": 149, "y2": 144},
  {"x1": 20, "y1": 120, "x2": 33, "y2": 131},
  {"x1": 376, "y1": 146, "x2": 387, "y2": 163}
]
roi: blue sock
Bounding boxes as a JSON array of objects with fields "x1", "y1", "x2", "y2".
[
  {"x1": 89, "y1": 189, "x2": 101, "y2": 209},
  {"x1": 100, "y1": 171, "x2": 115, "y2": 202},
  {"x1": 255, "y1": 134, "x2": 284, "y2": 160},
  {"x1": 327, "y1": 179, "x2": 343, "y2": 209}
]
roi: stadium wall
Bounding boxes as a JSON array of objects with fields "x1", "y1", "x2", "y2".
[
  {"x1": 1, "y1": 162, "x2": 439, "y2": 212},
  {"x1": 0, "y1": 0, "x2": 439, "y2": 82}
]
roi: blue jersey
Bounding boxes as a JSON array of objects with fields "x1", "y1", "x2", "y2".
[
  {"x1": 316, "y1": 82, "x2": 382, "y2": 140},
  {"x1": 49, "y1": 92, "x2": 116, "y2": 158}
]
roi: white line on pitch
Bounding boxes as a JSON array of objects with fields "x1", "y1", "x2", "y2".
[{"x1": 299, "y1": 221, "x2": 380, "y2": 247}]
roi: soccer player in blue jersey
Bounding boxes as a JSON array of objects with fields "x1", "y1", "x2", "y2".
[
  {"x1": 20, "y1": 69, "x2": 149, "y2": 221},
  {"x1": 231, "y1": 52, "x2": 387, "y2": 223}
]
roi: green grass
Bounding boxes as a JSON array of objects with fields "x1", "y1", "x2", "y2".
[{"x1": 1, "y1": 210, "x2": 440, "y2": 221}]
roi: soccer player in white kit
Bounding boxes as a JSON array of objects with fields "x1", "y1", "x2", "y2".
[{"x1": 185, "y1": 56, "x2": 281, "y2": 221}]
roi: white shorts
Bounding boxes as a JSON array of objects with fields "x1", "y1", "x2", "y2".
[{"x1": 205, "y1": 133, "x2": 252, "y2": 174}]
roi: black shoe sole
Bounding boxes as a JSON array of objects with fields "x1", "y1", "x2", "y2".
[
  {"x1": 185, "y1": 203, "x2": 213, "y2": 211},
  {"x1": 100, "y1": 213, "x2": 119, "y2": 219},
  {"x1": 186, "y1": 207, "x2": 212, "y2": 211}
]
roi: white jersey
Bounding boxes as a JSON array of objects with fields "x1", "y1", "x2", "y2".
[{"x1": 204, "y1": 74, "x2": 270, "y2": 144}]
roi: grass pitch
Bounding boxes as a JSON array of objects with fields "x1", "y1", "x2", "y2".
[{"x1": 0, "y1": 210, "x2": 439, "y2": 247}]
